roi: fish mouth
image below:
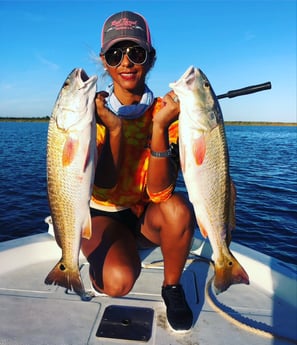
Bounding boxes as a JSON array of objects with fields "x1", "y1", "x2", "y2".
[
  {"x1": 79, "y1": 68, "x2": 89, "y2": 82},
  {"x1": 76, "y1": 68, "x2": 98, "y2": 88},
  {"x1": 170, "y1": 65, "x2": 194, "y2": 88},
  {"x1": 183, "y1": 65, "x2": 196, "y2": 86},
  {"x1": 170, "y1": 65, "x2": 202, "y2": 91},
  {"x1": 172, "y1": 66, "x2": 212, "y2": 91},
  {"x1": 183, "y1": 66, "x2": 210, "y2": 90}
]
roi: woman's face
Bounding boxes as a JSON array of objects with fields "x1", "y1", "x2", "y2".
[{"x1": 101, "y1": 41, "x2": 152, "y2": 95}]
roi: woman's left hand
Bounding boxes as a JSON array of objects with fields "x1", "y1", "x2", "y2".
[{"x1": 153, "y1": 91, "x2": 180, "y2": 129}]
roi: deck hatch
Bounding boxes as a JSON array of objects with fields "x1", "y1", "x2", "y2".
[{"x1": 96, "y1": 305, "x2": 154, "y2": 342}]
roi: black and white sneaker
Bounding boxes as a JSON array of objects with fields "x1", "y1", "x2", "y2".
[{"x1": 161, "y1": 284, "x2": 193, "y2": 332}]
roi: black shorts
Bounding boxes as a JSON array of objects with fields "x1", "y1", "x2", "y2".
[
  {"x1": 90, "y1": 206, "x2": 156, "y2": 249},
  {"x1": 90, "y1": 207, "x2": 141, "y2": 234}
]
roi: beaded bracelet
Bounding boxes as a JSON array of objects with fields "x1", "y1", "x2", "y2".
[{"x1": 150, "y1": 148, "x2": 173, "y2": 158}]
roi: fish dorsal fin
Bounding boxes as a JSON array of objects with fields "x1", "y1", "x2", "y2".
[
  {"x1": 62, "y1": 135, "x2": 79, "y2": 166},
  {"x1": 229, "y1": 180, "x2": 237, "y2": 231},
  {"x1": 81, "y1": 212, "x2": 92, "y2": 239},
  {"x1": 226, "y1": 180, "x2": 237, "y2": 246},
  {"x1": 193, "y1": 135, "x2": 206, "y2": 165}
]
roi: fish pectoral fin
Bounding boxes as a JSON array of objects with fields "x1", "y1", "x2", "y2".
[
  {"x1": 193, "y1": 135, "x2": 206, "y2": 165},
  {"x1": 83, "y1": 145, "x2": 92, "y2": 172},
  {"x1": 197, "y1": 218, "x2": 208, "y2": 238},
  {"x1": 81, "y1": 212, "x2": 92, "y2": 239},
  {"x1": 62, "y1": 135, "x2": 79, "y2": 166}
]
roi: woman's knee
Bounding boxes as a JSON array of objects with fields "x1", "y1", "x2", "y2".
[
  {"x1": 165, "y1": 193, "x2": 195, "y2": 228},
  {"x1": 143, "y1": 192, "x2": 195, "y2": 242},
  {"x1": 100, "y1": 264, "x2": 140, "y2": 297}
]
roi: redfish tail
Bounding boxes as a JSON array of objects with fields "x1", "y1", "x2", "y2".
[
  {"x1": 213, "y1": 254, "x2": 249, "y2": 295},
  {"x1": 45, "y1": 259, "x2": 84, "y2": 295}
]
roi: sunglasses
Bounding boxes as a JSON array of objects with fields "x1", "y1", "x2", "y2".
[{"x1": 104, "y1": 46, "x2": 148, "y2": 67}]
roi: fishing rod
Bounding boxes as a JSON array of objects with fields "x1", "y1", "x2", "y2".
[{"x1": 217, "y1": 81, "x2": 271, "y2": 99}]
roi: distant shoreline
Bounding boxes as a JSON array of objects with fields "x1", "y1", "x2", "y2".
[
  {"x1": 226, "y1": 121, "x2": 296, "y2": 127},
  {"x1": 0, "y1": 117, "x2": 50, "y2": 122},
  {"x1": 0, "y1": 117, "x2": 296, "y2": 126}
]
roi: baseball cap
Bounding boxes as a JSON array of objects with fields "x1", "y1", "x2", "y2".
[{"x1": 101, "y1": 11, "x2": 153, "y2": 54}]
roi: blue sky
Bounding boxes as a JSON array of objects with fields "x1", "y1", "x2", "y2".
[{"x1": 0, "y1": 0, "x2": 296, "y2": 122}]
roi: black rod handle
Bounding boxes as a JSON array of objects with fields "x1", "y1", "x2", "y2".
[{"x1": 217, "y1": 82, "x2": 272, "y2": 99}]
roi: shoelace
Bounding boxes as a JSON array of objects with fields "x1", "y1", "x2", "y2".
[{"x1": 166, "y1": 286, "x2": 187, "y2": 310}]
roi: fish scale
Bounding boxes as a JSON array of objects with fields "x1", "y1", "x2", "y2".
[{"x1": 195, "y1": 126, "x2": 231, "y2": 247}]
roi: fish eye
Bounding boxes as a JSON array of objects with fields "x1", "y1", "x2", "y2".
[
  {"x1": 204, "y1": 82, "x2": 210, "y2": 88},
  {"x1": 210, "y1": 112, "x2": 216, "y2": 121}
]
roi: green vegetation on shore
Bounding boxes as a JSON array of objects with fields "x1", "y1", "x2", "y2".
[
  {"x1": 0, "y1": 116, "x2": 296, "y2": 126},
  {"x1": 0, "y1": 116, "x2": 50, "y2": 122}
]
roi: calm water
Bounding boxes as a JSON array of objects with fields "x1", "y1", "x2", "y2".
[{"x1": 0, "y1": 122, "x2": 296, "y2": 267}]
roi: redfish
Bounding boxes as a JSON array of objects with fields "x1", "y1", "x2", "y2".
[
  {"x1": 45, "y1": 68, "x2": 97, "y2": 297},
  {"x1": 170, "y1": 66, "x2": 249, "y2": 294}
]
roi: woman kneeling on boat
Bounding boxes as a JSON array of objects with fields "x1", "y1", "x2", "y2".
[{"x1": 81, "y1": 10, "x2": 195, "y2": 332}]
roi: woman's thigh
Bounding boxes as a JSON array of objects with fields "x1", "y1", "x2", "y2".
[
  {"x1": 81, "y1": 216, "x2": 141, "y2": 296},
  {"x1": 139, "y1": 192, "x2": 194, "y2": 245}
]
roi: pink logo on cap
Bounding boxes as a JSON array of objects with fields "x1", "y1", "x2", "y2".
[{"x1": 109, "y1": 18, "x2": 143, "y2": 32}]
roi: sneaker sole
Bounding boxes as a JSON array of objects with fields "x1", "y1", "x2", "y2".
[{"x1": 165, "y1": 317, "x2": 193, "y2": 334}]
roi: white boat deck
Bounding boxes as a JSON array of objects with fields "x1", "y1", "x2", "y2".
[{"x1": 0, "y1": 231, "x2": 296, "y2": 345}]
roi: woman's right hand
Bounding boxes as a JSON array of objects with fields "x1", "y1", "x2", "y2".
[{"x1": 95, "y1": 91, "x2": 122, "y2": 133}]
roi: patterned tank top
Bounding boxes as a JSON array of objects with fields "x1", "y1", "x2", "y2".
[{"x1": 91, "y1": 97, "x2": 179, "y2": 216}]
